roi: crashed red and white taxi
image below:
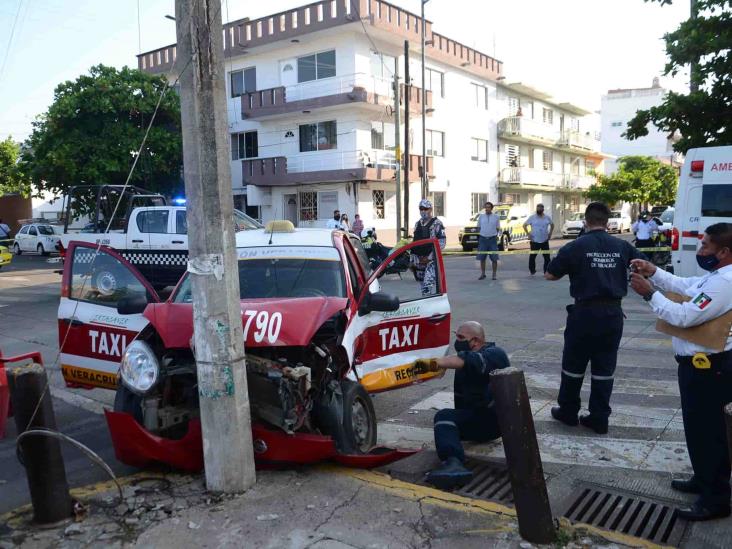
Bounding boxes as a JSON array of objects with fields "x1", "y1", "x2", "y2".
[{"x1": 58, "y1": 221, "x2": 450, "y2": 470}]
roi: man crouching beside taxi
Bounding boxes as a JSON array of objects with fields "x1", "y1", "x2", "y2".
[{"x1": 413, "y1": 321, "x2": 510, "y2": 489}]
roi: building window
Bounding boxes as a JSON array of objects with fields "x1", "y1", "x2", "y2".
[
  {"x1": 471, "y1": 193, "x2": 488, "y2": 216},
  {"x1": 429, "y1": 191, "x2": 446, "y2": 217},
  {"x1": 371, "y1": 121, "x2": 396, "y2": 150},
  {"x1": 299, "y1": 191, "x2": 318, "y2": 221},
  {"x1": 231, "y1": 131, "x2": 258, "y2": 161},
  {"x1": 230, "y1": 67, "x2": 256, "y2": 98},
  {"x1": 318, "y1": 191, "x2": 338, "y2": 218},
  {"x1": 426, "y1": 130, "x2": 445, "y2": 157},
  {"x1": 500, "y1": 193, "x2": 520, "y2": 205},
  {"x1": 508, "y1": 96, "x2": 520, "y2": 116},
  {"x1": 586, "y1": 159, "x2": 596, "y2": 175},
  {"x1": 297, "y1": 49, "x2": 336, "y2": 83},
  {"x1": 527, "y1": 147, "x2": 535, "y2": 169},
  {"x1": 568, "y1": 196, "x2": 580, "y2": 212},
  {"x1": 571, "y1": 157, "x2": 581, "y2": 175},
  {"x1": 425, "y1": 68, "x2": 444, "y2": 98},
  {"x1": 525, "y1": 100, "x2": 534, "y2": 119},
  {"x1": 542, "y1": 150, "x2": 553, "y2": 171},
  {"x1": 299, "y1": 121, "x2": 337, "y2": 152},
  {"x1": 372, "y1": 190, "x2": 385, "y2": 219},
  {"x1": 506, "y1": 145, "x2": 520, "y2": 167},
  {"x1": 471, "y1": 138, "x2": 488, "y2": 162},
  {"x1": 610, "y1": 121, "x2": 623, "y2": 127},
  {"x1": 571, "y1": 118, "x2": 580, "y2": 132},
  {"x1": 471, "y1": 83, "x2": 488, "y2": 109},
  {"x1": 542, "y1": 108, "x2": 554, "y2": 125},
  {"x1": 370, "y1": 52, "x2": 395, "y2": 79}
]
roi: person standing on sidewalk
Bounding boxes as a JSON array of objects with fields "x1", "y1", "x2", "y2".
[
  {"x1": 476, "y1": 201, "x2": 500, "y2": 280},
  {"x1": 545, "y1": 202, "x2": 644, "y2": 435},
  {"x1": 629, "y1": 223, "x2": 732, "y2": 521},
  {"x1": 412, "y1": 321, "x2": 510, "y2": 489},
  {"x1": 523, "y1": 204, "x2": 554, "y2": 275},
  {"x1": 351, "y1": 214, "x2": 364, "y2": 236},
  {"x1": 632, "y1": 211, "x2": 659, "y2": 252},
  {"x1": 412, "y1": 199, "x2": 446, "y2": 296}
]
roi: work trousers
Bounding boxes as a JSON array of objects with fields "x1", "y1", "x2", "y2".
[
  {"x1": 529, "y1": 241, "x2": 550, "y2": 274},
  {"x1": 434, "y1": 407, "x2": 501, "y2": 463},
  {"x1": 678, "y1": 353, "x2": 732, "y2": 508},
  {"x1": 557, "y1": 304, "x2": 624, "y2": 419}
]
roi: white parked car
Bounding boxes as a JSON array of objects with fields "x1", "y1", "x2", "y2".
[
  {"x1": 13, "y1": 223, "x2": 61, "y2": 256},
  {"x1": 562, "y1": 212, "x2": 585, "y2": 238},
  {"x1": 607, "y1": 211, "x2": 632, "y2": 233}
]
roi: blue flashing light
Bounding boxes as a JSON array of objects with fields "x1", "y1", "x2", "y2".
[{"x1": 172, "y1": 197, "x2": 187, "y2": 206}]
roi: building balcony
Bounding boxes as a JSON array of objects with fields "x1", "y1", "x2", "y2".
[
  {"x1": 564, "y1": 173, "x2": 597, "y2": 190},
  {"x1": 241, "y1": 74, "x2": 431, "y2": 120},
  {"x1": 499, "y1": 167, "x2": 565, "y2": 188},
  {"x1": 558, "y1": 130, "x2": 601, "y2": 152},
  {"x1": 242, "y1": 150, "x2": 433, "y2": 186},
  {"x1": 498, "y1": 117, "x2": 560, "y2": 146}
]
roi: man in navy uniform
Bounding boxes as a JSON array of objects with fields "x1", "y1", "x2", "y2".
[
  {"x1": 630, "y1": 223, "x2": 732, "y2": 521},
  {"x1": 413, "y1": 321, "x2": 510, "y2": 488},
  {"x1": 545, "y1": 202, "x2": 644, "y2": 434}
]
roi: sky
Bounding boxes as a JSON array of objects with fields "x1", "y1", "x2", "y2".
[{"x1": 0, "y1": 0, "x2": 692, "y2": 142}]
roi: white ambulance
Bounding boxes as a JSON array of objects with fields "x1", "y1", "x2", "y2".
[{"x1": 671, "y1": 146, "x2": 732, "y2": 276}]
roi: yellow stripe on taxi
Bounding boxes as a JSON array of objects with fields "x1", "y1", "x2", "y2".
[{"x1": 360, "y1": 362, "x2": 445, "y2": 393}]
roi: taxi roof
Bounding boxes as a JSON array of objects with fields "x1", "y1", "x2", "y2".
[{"x1": 234, "y1": 227, "x2": 338, "y2": 248}]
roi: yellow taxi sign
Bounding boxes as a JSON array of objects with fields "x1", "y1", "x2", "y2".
[
  {"x1": 62, "y1": 364, "x2": 119, "y2": 390},
  {"x1": 265, "y1": 220, "x2": 295, "y2": 233},
  {"x1": 360, "y1": 363, "x2": 446, "y2": 393}
]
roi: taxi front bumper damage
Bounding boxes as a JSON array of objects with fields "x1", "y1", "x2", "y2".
[{"x1": 104, "y1": 410, "x2": 416, "y2": 471}]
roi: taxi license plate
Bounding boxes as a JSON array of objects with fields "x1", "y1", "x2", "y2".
[{"x1": 467, "y1": 236, "x2": 477, "y2": 241}]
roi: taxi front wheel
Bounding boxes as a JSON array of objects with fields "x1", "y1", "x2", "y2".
[{"x1": 341, "y1": 380, "x2": 377, "y2": 454}]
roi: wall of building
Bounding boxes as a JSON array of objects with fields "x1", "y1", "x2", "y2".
[{"x1": 0, "y1": 195, "x2": 32, "y2": 233}]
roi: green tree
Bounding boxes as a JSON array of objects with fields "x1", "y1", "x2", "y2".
[
  {"x1": 586, "y1": 156, "x2": 679, "y2": 208},
  {"x1": 625, "y1": 0, "x2": 732, "y2": 152},
  {"x1": 22, "y1": 64, "x2": 182, "y2": 199},
  {"x1": 0, "y1": 137, "x2": 30, "y2": 196}
]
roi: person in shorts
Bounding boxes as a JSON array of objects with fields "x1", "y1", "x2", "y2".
[{"x1": 476, "y1": 202, "x2": 500, "y2": 280}]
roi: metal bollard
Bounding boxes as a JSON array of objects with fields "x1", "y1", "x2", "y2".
[
  {"x1": 8, "y1": 363, "x2": 73, "y2": 525},
  {"x1": 490, "y1": 366, "x2": 555, "y2": 544}
]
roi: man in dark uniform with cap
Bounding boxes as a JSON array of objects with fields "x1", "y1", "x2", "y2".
[{"x1": 545, "y1": 202, "x2": 645, "y2": 434}]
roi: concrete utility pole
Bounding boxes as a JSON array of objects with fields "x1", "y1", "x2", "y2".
[
  {"x1": 420, "y1": 0, "x2": 429, "y2": 198},
  {"x1": 175, "y1": 0, "x2": 255, "y2": 493},
  {"x1": 403, "y1": 40, "x2": 411, "y2": 233},
  {"x1": 393, "y1": 73, "x2": 402, "y2": 243}
]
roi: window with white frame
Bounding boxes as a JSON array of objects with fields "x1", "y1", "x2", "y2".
[
  {"x1": 500, "y1": 193, "x2": 521, "y2": 205},
  {"x1": 370, "y1": 52, "x2": 396, "y2": 79},
  {"x1": 542, "y1": 108, "x2": 554, "y2": 125},
  {"x1": 542, "y1": 150, "x2": 553, "y2": 171},
  {"x1": 372, "y1": 190, "x2": 385, "y2": 219},
  {"x1": 230, "y1": 67, "x2": 256, "y2": 98},
  {"x1": 571, "y1": 118, "x2": 580, "y2": 132},
  {"x1": 527, "y1": 147, "x2": 535, "y2": 169},
  {"x1": 425, "y1": 68, "x2": 445, "y2": 98},
  {"x1": 297, "y1": 50, "x2": 336, "y2": 83},
  {"x1": 586, "y1": 159, "x2": 596, "y2": 175},
  {"x1": 571, "y1": 157, "x2": 581, "y2": 175},
  {"x1": 471, "y1": 193, "x2": 488, "y2": 216},
  {"x1": 230, "y1": 131, "x2": 258, "y2": 161},
  {"x1": 429, "y1": 191, "x2": 446, "y2": 217},
  {"x1": 508, "y1": 96, "x2": 520, "y2": 116},
  {"x1": 525, "y1": 100, "x2": 534, "y2": 119},
  {"x1": 299, "y1": 192, "x2": 318, "y2": 221},
  {"x1": 506, "y1": 144, "x2": 520, "y2": 167},
  {"x1": 299, "y1": 121, "x2": 337, "y2": 152},
  {"x1": 371, "y1": 121, "x2": 396, "y2": 151},
  {"x1": 471, "y1": 83, "x2": 488, "y2": 110},
  {"x1": 471, "y1": 138, "x2": 488, "y2": 162},
  {"x1": 426, "y1": 130, "x2": 445, "y2": 157},
  {"x1": 318, "y1": 191, "x2": 338, "y2": 218}
]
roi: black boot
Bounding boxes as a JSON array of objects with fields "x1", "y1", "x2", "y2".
[
  {"x1": 671, "y1": 477, "x2": 702, "y2": 495},
  {"x1": 579, "y1": 414, "x2": 608, "y2": 434},
  {"x1": 426, "y1": 457, "x2": 473, "y2": 490},
  {"x1": 677, "y1": 500, "x2": 731, "y2": 521},
  {"x1": 551, "y1": 406, "x2": 578, "y2": 426}
]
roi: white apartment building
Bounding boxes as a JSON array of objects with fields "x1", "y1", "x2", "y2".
[
  {"x1": 139, "y1": 0, "x2": 608, "y2": 244},
  {"x1": 601, "y1": 77, "x2": 682, "y2": 174}
]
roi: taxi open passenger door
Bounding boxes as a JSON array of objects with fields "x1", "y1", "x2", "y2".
[
  {"x1": 344, "y1": 238, "x2": 451, "y2": 392},
  {"x1": 58, "y1": 242, "x2": 160, "y2": 390}
]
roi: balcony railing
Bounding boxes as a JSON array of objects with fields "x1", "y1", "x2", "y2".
[
  {"x1": 559, "y1": 130, "x2": 601, "y2": 151},
  {"x1": 498, "y1": 117, "x2": 559, "y2": 144},
  {"x1": 499, "y1": 167, "x2": 565, "y2": 187},
  {"x1": 243, "y1": 149, "x2": 433, "y2": 186},
  {"x1": 564, "y1": 173, "x2": 597, "y2": 189}
]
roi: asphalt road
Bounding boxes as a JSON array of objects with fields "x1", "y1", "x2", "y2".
[{"x1": 0, "y1": 234, "x2": 687, "y2": 515}]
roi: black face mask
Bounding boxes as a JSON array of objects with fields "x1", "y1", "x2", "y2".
[
  {"x1": 454, "y1": 339, "x2": 471, "y2": 353},
  {"x1": 334, "y1": 215, "x2": 341, "y2": 221}
]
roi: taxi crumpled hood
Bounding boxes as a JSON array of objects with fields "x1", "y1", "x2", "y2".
[{"x1": 145, "y1": 296, "x2": 348, "y2": 349}]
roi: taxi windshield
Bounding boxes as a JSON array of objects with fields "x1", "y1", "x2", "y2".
[{"x1": 174, "y1": 246, "x2": 346, "y2": 302}]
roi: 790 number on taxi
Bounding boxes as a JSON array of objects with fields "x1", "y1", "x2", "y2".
[{"x1": 242, "y1": 310, "x2": 283, "y2": 343}]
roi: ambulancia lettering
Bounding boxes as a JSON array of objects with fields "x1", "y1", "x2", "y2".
[
  {"x1": 378, "y1": 324, "x2": 420, "y2": 351},
  {"x1": 89, "y1": 330, "x2": 129, "y2": 357},
  {"x1": 710, "y1": 162, "x2": 732, "y2": 171}
]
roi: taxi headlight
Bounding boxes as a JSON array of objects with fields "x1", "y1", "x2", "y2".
[{"x1": 120, "y1": 341, "x2": 159, "y2": 394}]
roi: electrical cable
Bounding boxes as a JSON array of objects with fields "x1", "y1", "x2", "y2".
[{"x1": 0, "y1": 0, "x2": 24, "y2": 85}]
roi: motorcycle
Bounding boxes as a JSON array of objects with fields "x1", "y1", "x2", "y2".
[
  {"x1": 361, "y1": 229, "x2": 411, "y2": 278},
  {"x1": 649, "y1": 229, "x2": 671, "y2": 269}
]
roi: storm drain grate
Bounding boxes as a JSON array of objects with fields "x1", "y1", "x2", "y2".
[
  {"x1": 453, "y1": 458, "x2": 514, "y2": 503},
  {"x1": 561, "y1": 484, "x2": 687, "y2": 546}
]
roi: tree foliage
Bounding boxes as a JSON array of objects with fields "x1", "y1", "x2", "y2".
[
  {"x1": 624, "y1": 0, "x2": 732, "y2": 152},
  {"x1": 0, "y1": 137, "x2": 30, "y2": 196},
  {"x1": 22, "y1": 65, "x2": 182, "y2": 199},
  {"x1": 586, "y1": 156, "x2": 679, "y2": 207}
]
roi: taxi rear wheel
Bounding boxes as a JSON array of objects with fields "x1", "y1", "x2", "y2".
[{"x1": 341, "y1": 380, "x2": 376, "y2": 454}]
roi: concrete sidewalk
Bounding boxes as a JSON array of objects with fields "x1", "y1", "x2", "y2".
[{"x1": 1, "y1": 463, "x2": 644, "y2": 549}]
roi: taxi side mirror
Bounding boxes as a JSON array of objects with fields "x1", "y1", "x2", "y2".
[
  {"x1": 359, "y1": 291, "x2": 400, "y2": 316},
  {"x1": 117, "y1": 293, "x2": 149, "y2": 315}
]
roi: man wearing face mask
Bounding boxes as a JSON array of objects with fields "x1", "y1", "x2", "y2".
[
  {"x1": 326, "y1": 209, "x2": 342, "y2": 229},
  {"x1": 630, "y1": 223, "x2": 732, "y2": 521},
  {"x1": 412, "y1": 199, "x2": 446, "y2": 296},
  {"x1": 412, "y1": 321, "x2": 510, "y2": 489}
]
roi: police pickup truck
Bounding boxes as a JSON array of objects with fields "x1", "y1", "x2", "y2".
[{"x1": 59, "y1": 185, "x2": 261, "y2": 289}]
